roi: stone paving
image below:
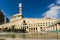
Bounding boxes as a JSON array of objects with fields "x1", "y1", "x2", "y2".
[
  {"x1": 0, "y1": 32, "x2": 60, "y2": 40},
  {"x1": 5, "y1": 38, "x2": 60, "y2": 40}
]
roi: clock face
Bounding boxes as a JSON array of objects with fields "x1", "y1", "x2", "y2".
[{"x1": 19, "y1": 3, "x2": 22, "y2": 7}]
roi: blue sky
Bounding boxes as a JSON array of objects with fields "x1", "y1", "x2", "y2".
[{"x1": 0, "y1": 0, "x2": 55, "y2": 18}]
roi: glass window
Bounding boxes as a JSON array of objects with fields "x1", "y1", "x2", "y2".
[
  {"x1": 27, "y1": 26, "x2": 28, "y2": 29},
  {"x1": 23, "y1": 27, "x2": 24, "y2": 29},
  {"x1": 49, "y1": 22, "x2": 50, "y2": 24},
  {"x1": 40, "y1": 27, "x2": 42, "y2": 29},
  {"x1": 43, "y1": 23, "x2": 45, "y2": 24},
  {"x1": 38, "y1": 25, "x2": 40, "y2": 26},
  {"x1": 36, "y1": 28, "x2": 37, "y2": 30},
  {"x1": 18, "y1": 15, "x2": 20, "y2": 17},
  {"x1": 46, "y1": 25, "x2": 47, "y2": 26},
  {"x1": 43, "y1": 25, "x2": 45, "y2": 26},
  {"x1": 41, "y1": 30, "x2": 42, "y2": 31},
  {"x1": 14, "y1": 16, "x2": 16, "y2": 18},
  {"x1": 34, "y1": 28, "x2": 35, "y2": 30},
  {"x1": 41, "y1": 23, "x2": 42, "y2": 24},
  {"x1": 40, "y1": 25, "x2": 42, "y2": 26},
  {"x1": 23, "y1": 20, "x2": 27, "y2": 25},
  {"x1": 51, "y1": 22, "x2": 53, "y2": 24},
  {"x1": 46, "y1": 23, "x2": 47, "y2": 24}
]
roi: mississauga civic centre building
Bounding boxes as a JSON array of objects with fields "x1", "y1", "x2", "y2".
[{"x1": 0, "y1": 3, "x2": 60, "y2": 32}]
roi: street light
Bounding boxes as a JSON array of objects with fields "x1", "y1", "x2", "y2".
[{"x1": 55, "y1": 24, "x2": 58, "y2": 39}]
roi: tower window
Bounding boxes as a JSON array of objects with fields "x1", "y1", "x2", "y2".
[
  {"x1": 18, "y1": 15, "x2": 20, "y2": 17},
  {"x1": 23, "y1": 20, "x2": 27, "y2": 25},
  {"x1": 23, "y1": 20, "x2": 25, "y2": 23}
]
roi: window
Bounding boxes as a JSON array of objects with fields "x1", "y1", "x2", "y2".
[
  {"x1": 43, "y1": 23, "x2": 45, "y2": 24},
  {"x1": 52, "y1": 22, "x2": 53, "y2": 24},
  {"x1": 23, "y1": 20, "x2": 27, "y2": 25},
  {"x1": 49, "y1": 22, "x2": 50, "y2": 24},
  {"x1": 40, "y1": 23, "x2": 42, "y2": 24},
  {"x1": 55, "y1": 24, "x2": 57, "y2": 26},
  {"x1": 25, "y1": 27, "x2": 26, "y2": 29},
  {"x1": 18, "y1": 15, "x2": 20, "y2": 17},
  {"x1": 36, "y1": 24, "x2": 37, "y2": 27},
  {"x1": 46, "y1": 25, "x2": 47, "y2": 26},
  {"x1": 43, "y1": 25, "x2": 45, "y2": 26},
  {"x1": 40, "y1": 25, "x2": 42, "y2": 26},
  {"x1": 36, "y1": 28, "x2": 37, "y2": 30},
  {"x1": 23, "y1": 27, "x2": 25, "y2": 29},
  {"x1": 23, "y1": 20, "x2": 25, "y2": 23},
  {"x1": 14, "y1": 16, "x2": 16, "y2": 18},
  {"x1": 41, "y1": 30, "x2": 42, "y2": 31},
  {"x1": 34, "y1": 28, "x2": 35, "y2": 30},
  {"x1": 27, "y1": 26, "x2": 28, "y2": 29},
  {"x1": 58, "y1": 22, "x2": 60, "y2": 25},
  {"x1": 38, "y1": 25, "x2": 40, "y2": 26},
  {"x1": 40, "y1": 27, "x2": 42, "y2": 29},
  {"x1": 46, "y1": 23, "x2": 47, "y2": 24},
  {"x1": 11, "y1": 17, "x2": 14, "y2": 18}
]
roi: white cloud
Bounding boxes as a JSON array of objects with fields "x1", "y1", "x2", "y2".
[
  {"x1": 57, "y1": 0, "x2": 60, "y2": 4},
  {"x1": 48, "y1": 3, "x2": 54, "y2": 8},
  {"x1": 42, "y1": 0, "x2": 60, "y2": 19}
]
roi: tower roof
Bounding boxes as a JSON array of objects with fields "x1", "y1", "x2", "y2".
[
  {"x1": 19, "y1": 3, "x2": 22, "y2": 7},
  {"x1": 19, "y1": 3, "x2": 22, "y2": 15}
]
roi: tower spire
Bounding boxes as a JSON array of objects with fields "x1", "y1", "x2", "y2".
[{"x1": 19, "y1": 3, "x2": 22, "y2": 15}]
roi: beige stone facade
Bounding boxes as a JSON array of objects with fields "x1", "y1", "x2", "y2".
[
  {"x1": 46, "y1": 21, "x2": 60, "y2": 31},
  {"x1": 0, "y1": 3, "x2": 59, "y2": 32},
  {"x1": 0, "y1": 17, "x2": 58, "y2": 32}
]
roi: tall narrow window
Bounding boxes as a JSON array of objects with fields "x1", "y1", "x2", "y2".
[
  {"x1": 40, "y1": 27, "x2": 42, "y2": 29},
  {"x1": 36, "y1": 28, "x2": 37, "y2": 30},
  {"x1": 23, "y1": 20, "x2": 25, "y2": 23},
  {"x1": 23, "y1": 20, "x2": 27, "y2": 25}
]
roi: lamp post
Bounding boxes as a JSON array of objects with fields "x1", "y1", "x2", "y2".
[
  {"x1": 55, "y1": 24, "x2": 58, "y2": 39},
  {"x1": 57, "y1": 22, "x2": 60, "y2": 39}
]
